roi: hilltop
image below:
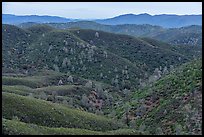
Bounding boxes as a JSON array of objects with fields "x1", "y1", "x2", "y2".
[
  {"x1": 3, "y1": 24, "x2": 201, "y2": 90},
  {"x1": 17, "y1": 21, "x2": 202, "y2": 46}
]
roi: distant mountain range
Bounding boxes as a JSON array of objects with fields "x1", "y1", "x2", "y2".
[
  {"x1": 2, "y1": 14, "x2": 77, "y2": 24},
  {"x1": 95, "y1": 13, "x2": 202, "y2": 28},
  {"x1": 3, "y1": 13, "x2": 202, "y2": 28}
]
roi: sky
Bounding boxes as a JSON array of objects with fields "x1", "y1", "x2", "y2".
[{"x1": 2, "y1": 2, "x2": 202, "y2": 19}]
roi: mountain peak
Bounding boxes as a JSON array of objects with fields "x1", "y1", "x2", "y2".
[
  {"x1": 116, "y1": 13, "x2": 151, "y2": 18},
  {"x1": 138, "y1": 13, "x2": 151, "y2": 16}
]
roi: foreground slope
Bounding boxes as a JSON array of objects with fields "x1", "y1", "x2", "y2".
[
  {"x1": 2, "y1": 69, "x2": 127, "y2": 116},
  {"x1": 2, "y1": 92, "x2": 125, "y2": 131},
  {"x1": 114, "y1": 59, "x2": 202, "y2": 135},
  {"x1": 2, "y1": 118, "x2": 143, "y2": 135}
]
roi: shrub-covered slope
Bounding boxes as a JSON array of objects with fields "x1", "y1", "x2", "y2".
[
  {"x1": 116, "y1": 59, "x2": 202, "y2": 135},
  {"x1": 3, "y1": 25, "x2": 148, "y2": 88},
  {"x1": 70, "y1": 29, "x2": 191, "y2": 73},
  {"x1": 2, "y1": 24, "x2": 32, "y2": 71},
  {"x1": 2, "y1": 70, "x2": 125, "y2": 116},
  {"x1": 26, "y1": 29, "x2": 145, "y2": 88},
  {"x1": 2, "y1": 22, "x2": 202, "y2": 135},
  {"x1": 3, "y1": 24, "x2": 201, "y2": 89},
  {"x1": 2, "y1": 92, "x2": 125, "y2": 131},
  {"x1": 18, "y1": 21, "x2": 202, "y2": 46},
  {"x1": 151, "y1": 25, "x2": 202, "y2": 46},
  {"x1": 141, "y1": 37, "x2": 202, "y2": 59},
  {"x1": 24, "y1": 21, "x2": 201, "y2": 46}
]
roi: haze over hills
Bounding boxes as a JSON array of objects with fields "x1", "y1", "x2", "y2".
[
  {"x1": 95, "y1": 13, "x2": 202, "y2": 28},
  {"x1": 2, "y1": 14, "x2": 76, "y2": 24},
  {"x1": 3, "y1": 13, "x2": 202, "y2": 28}
]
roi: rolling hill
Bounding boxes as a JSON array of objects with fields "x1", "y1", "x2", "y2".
[
  {"x1": 2, "y1": 69, "x2": 125, "y2": 114},
  {"x1": 2, "y1": 58, "x2": 201, "y2": 135},
  {"x1": 2, "y1": 92, "x2": 125, "y2": 131},
  {"x1": 3, "y1": 24, "x2": 201, "y2": 90},
  {"x1": 2, "y1": 23, "x2": 202, "y2": 135},
  {"x1": 2, "y1": 118, "x2": 143, "y2": 135},
  {"x1": 19, "y1": 21, "x2": 201, "y2": 46},
  {"x1": 70, "y1": 28, "x2": 197, "y2": 72}
]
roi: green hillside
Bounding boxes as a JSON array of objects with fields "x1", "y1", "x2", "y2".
[
  {"x1": 18, "y1": 21, "x2": 201, "y2": 46},
  {"x1": 70, "y1": 29, "x2": 192, "y2": 73},
  {"x1": 25, "y1": 28, "x2": 145, "y2": 88},
  {"x1": 2, "y1": 118, "x2": 143, "y2": 135},
  {"x1": 45, "y1": 21, "x2": 164, "y2": 38},
  {"x1": 2, "y1": 23, "x2": 202, "y2": 135},
  {"x1": 152, "y1": 25, "x2": 202, "y2": 46},
  {"x1": 141, "y1": 37, "x2": 202, "y2": 59},
  {"x1": 2, "y1": 24, "x2": 32, "y2": 71},
  {"x1": 3, "y1": 25, "x2": 145, "y2": 88},
  {"x1": 2, "y1": 70, "x2": 125, "y2": 115},
  {"x1": 115, "y1": 59, "x2": 202, "y2": 135},
  {"x1": 2, "y1": 92, "x2": 125, "y2": 131},
  {"x1": 3, "y1": 24, "x2": 201, "y2": 90}
]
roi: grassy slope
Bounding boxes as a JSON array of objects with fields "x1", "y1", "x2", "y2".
[
  {"x1": 2, "y1": 70, "x2": 90, "y2": 88},
  {"x1": 2, "y1": 76, "x2": 44, "y2": 88},
  {"x1": 2, "y1": 85, "x2": 34, "y2": 96},
  {"x1": 2, "y1": 118, "x2": 143, "y2": 135},
  {"x1": 2, "y1": 69, "x2": 126, "y2": 115},
  {"x1": 2, "y1": 92, "x2": 125, "y2": 131}
]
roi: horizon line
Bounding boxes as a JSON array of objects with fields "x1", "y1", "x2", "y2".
[{"x1": 3, "y1": 13, "x2": 202, "y2": 20}]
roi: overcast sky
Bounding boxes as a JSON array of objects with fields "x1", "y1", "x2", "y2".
[{"x1": 2, "y1": 2, "x2": 202, "y2": 19}]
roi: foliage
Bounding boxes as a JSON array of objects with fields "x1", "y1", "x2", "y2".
[{"x1": 2, "y1": 92, "x2": 125, "y2": 131}]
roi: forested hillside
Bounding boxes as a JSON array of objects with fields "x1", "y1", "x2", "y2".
[
  {"x1": 2, "y1": 23, "x2": 202, "y2": 135},
  {"x1": 18, "y1": 21, "x2": 202, "y2": 46}
]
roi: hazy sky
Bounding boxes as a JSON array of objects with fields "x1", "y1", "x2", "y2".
[{"x1": 2, "y1": 2, "x2": 202, "y2": 19}]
